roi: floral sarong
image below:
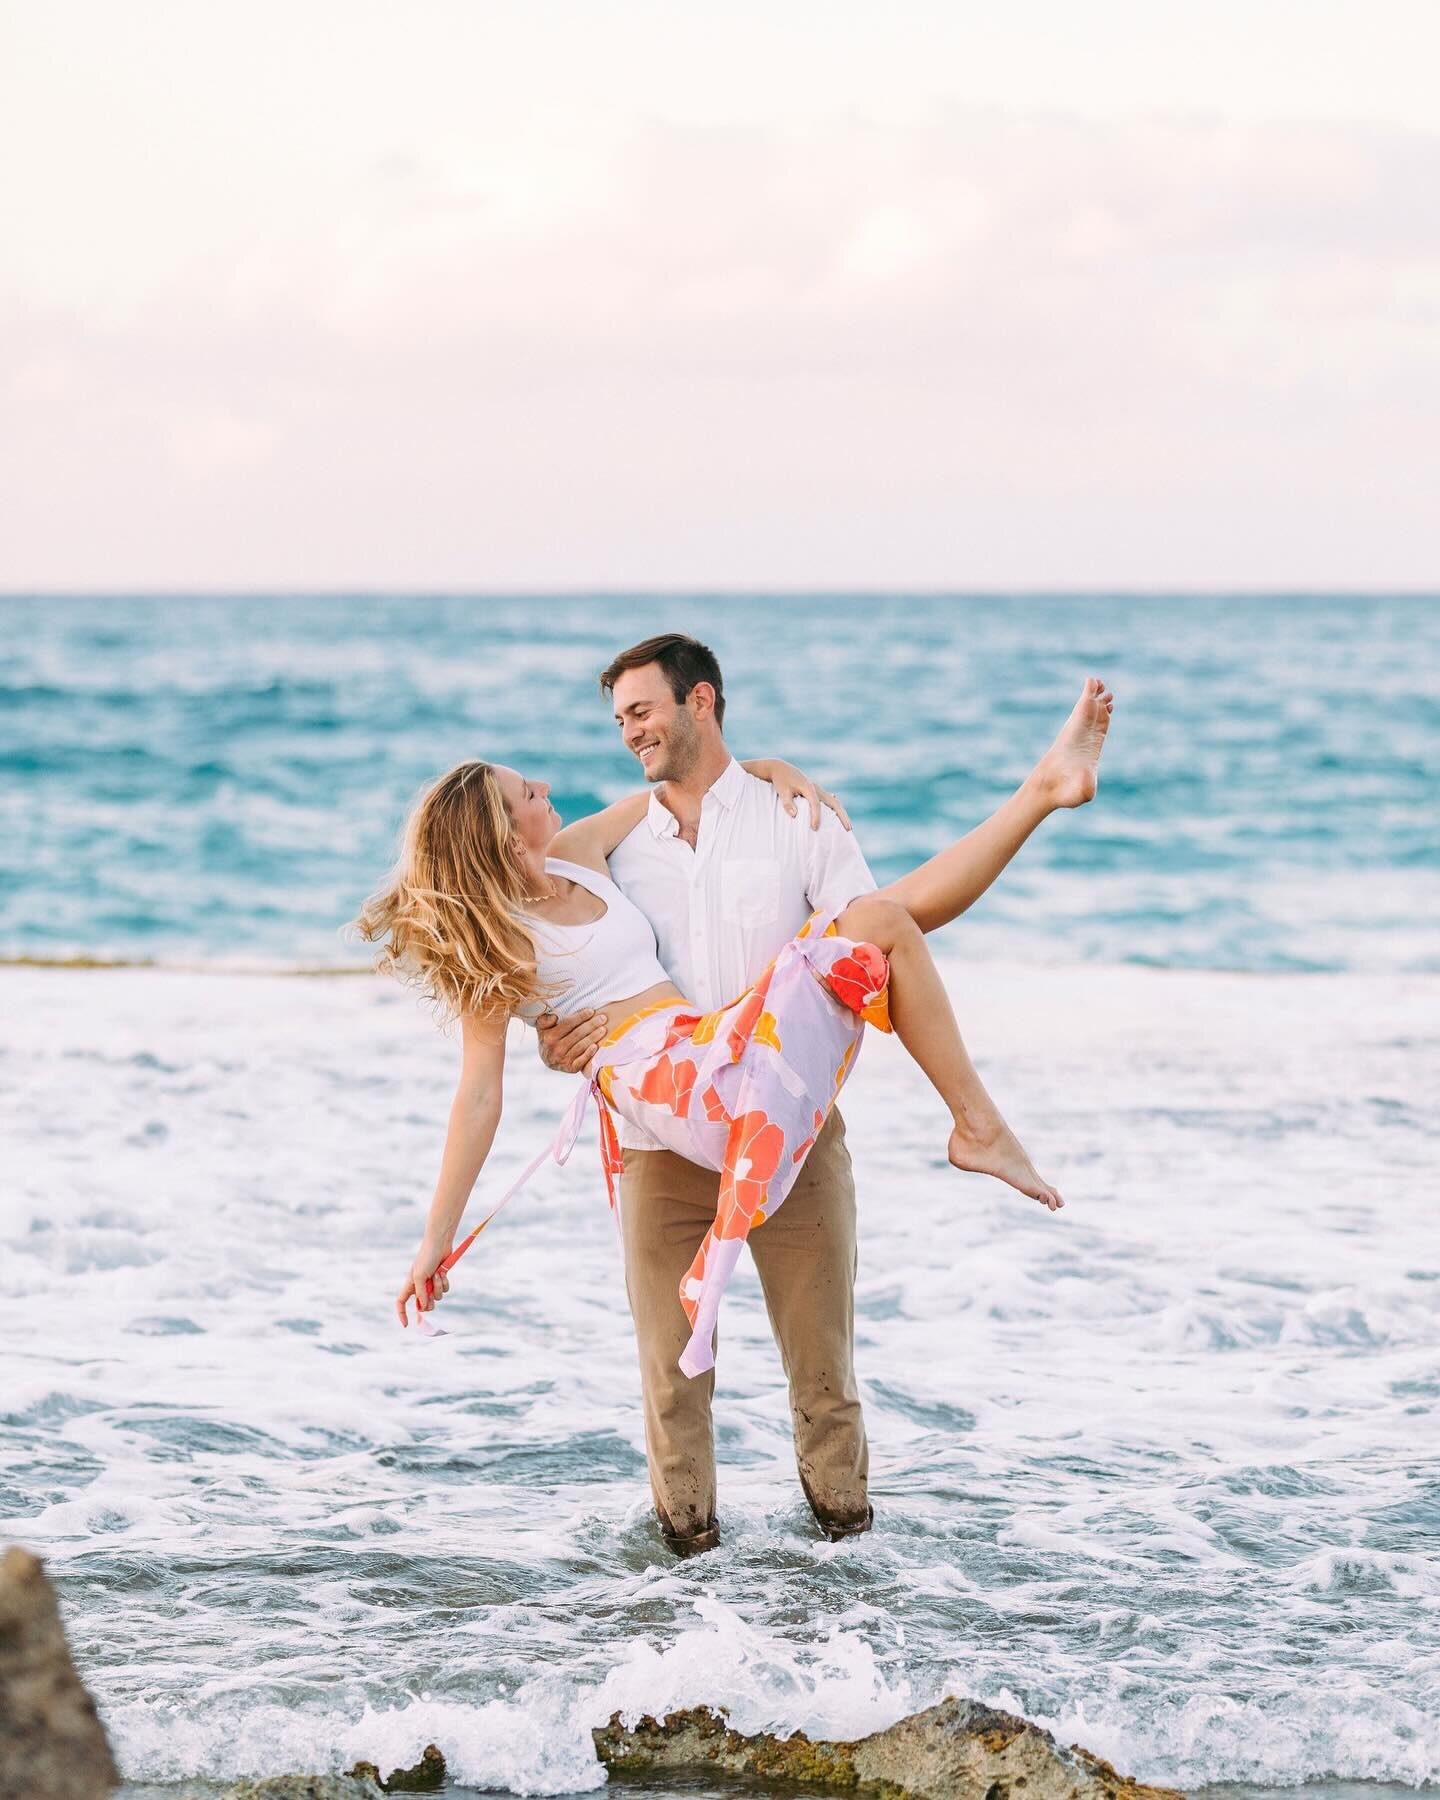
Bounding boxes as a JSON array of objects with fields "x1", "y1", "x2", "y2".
[
  {"x1": 595, "y1": 909, "x2": 891, "y2": 1377},
  {"x1": 420, "y1": 909, "x2": 891, "y2": 1378}
]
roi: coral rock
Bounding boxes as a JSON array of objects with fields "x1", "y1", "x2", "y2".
[
  {"x1": 204, "y1": 1778, "x2": 384, "y2": 1800},
  {"x1": 347, "y1": 1745, "x2": 446, "y2": 1793},
  {"x1": 593, "y1": 1696, "x2": 1187, "y2": 1800}
]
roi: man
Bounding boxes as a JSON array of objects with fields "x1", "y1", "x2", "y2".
[
  {"x1": 538, "y1": 633, "x2": 1111, "y2": 1556},
  {"x1": 538, "y1": 632, "x2": 877, "y2": 1556}
]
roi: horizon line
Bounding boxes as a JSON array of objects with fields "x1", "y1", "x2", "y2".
[{"x1": 2, "y1": 587, "x2": 1438, "y2": 602}]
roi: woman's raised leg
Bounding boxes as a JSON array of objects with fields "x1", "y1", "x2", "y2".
[
  {"x1": 834, "y1": 895, "x2": 1063, "y2": 1211},
  {"x1": 880, "y1": 677, "x2": 1114, "y2": 934}
]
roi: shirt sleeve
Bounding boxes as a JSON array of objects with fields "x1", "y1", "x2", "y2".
[{"x1": 802, "y1": 810, "x2": 878, "y2": 915}]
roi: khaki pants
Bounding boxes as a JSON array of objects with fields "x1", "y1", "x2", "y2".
[{"x1": 619, "y1": 1109, "x2": 869, "y2": 1539}]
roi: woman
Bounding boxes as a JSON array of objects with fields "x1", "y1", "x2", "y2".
[{"x1": 356, "y1": 679, "x2": 1113, "y2": 1377}]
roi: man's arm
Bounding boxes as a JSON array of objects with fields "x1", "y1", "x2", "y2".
[{"x1": 535, "y1": 1005, "x2": 610, "y2": 1074}]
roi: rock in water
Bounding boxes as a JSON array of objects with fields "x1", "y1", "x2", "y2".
[
  {"x1": 204, "y1": 1779, "x2": 383, "y2": 1799},
  {"x1": 594, "y1": 1696, "x2": 1187, "y2": 1800},
  {"x1": 348, "y1": 1746, "x2": 446, "y2": 1792},
  {"x1": 201, "y1": 1749, "x2": 442, "y2": 1798},
  {"x1": 851, "y1": 1696, "x2": 1184, "y2": 1799},
  {"x1": 0, "y1": 1545, "x2": 121, "y2": 1800}
]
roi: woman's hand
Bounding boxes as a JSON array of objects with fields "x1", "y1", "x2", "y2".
[
  {"x1": 396, "y1": 1234, "x2": 454, "y2": 1328},
  {"x1": 743, "y1": 759, "x2": 852, "y2": 831}
]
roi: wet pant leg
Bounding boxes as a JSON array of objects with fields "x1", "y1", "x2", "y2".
[
  {"x1": 746, "y1": 1109, "x2": 871, "y2": 1530},
  {"x1": 619, "y1": 1146, "x2": 722, "y2": 1541},
  {"x1": 619, "y1": 1112, "x2": 870, "y2": 1537}
]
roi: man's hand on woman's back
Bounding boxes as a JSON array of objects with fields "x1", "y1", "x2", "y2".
[{"x1": 536, "y1": 1007, "x2": 610, "y2": 1073}]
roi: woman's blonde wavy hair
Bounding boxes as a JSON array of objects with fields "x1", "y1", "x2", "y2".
[{"x1": 351, "y1": 760, "x2": 556, "y2": 1026}]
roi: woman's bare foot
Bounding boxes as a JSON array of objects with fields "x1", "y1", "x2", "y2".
[
  {"x1": 948, "y1": 1121, "x2": 1064, "y2": 1211},
  {"x1": 1035, "y1": 676, "x2": 1115, "y2": 809}
]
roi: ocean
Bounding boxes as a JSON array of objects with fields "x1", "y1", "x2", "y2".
[
  {"x1": 4, "y1": 594, "x2": 1437, "y2": 975},
  {"x1": 2, "y1": 594, "x2": 1437, "y2": 1797}
]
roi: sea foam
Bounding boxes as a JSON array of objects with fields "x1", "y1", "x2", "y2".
[{"x1": 2, "y1": 956, "x2": 1438, "y2": 1792}]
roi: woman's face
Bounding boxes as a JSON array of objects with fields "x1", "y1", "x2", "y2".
[{"x1": 493, "y1": 766, "x2": 560, "y2": 858}]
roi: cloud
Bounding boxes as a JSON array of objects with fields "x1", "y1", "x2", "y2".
[{"x1": 2, "y1": 108, "x2": 1437, "y2": 585}]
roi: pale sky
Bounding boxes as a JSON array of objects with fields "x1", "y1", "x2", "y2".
[{"x1": 2, "y1": 1, "x2": 1437, "y2": 589}]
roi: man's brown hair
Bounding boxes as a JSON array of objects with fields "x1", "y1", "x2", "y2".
[{"x1": 599, "y1": 633, "x2": 726, "y2": 729}]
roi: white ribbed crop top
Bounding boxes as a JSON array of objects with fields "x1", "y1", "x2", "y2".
[{"x1": 515, "y1": 857, "x2": 674, "y2": 1023}]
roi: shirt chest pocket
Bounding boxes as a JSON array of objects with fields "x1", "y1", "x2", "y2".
[{"x1": 718, "y1": 857, "x2": 782, "y2": 928}]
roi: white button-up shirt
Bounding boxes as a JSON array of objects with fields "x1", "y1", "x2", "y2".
[{"x1": 605, "y1": 756, "x2": 877, "y2": 1150}]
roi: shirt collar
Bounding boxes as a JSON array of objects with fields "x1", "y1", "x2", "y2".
[
  {"x1": 646, "y1": 756, "x2": 745, "y2": 837},
  {"x1": 708, "y1": 756, "x2": 746, "y2": 810}
]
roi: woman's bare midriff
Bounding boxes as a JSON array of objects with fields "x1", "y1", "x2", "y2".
[
  {"x1": 596, "y1": 978, "x2": 690, "y2": 1030},
  {"x1": 578, "y1": 979, "x2": 690, "y2": 1081}
]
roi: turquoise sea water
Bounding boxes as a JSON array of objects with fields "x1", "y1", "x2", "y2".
[{"x1": 3, "y1": 593, "x2": 1437, "y2": 972}]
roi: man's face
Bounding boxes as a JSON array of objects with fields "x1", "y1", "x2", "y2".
[{"x1": 611, "y1": 664, "x2": 701, "y2": 783}]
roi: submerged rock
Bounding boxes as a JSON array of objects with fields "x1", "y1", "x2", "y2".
[
  {"x1": 593, "y1": 1696, "x2": 1186, "y2": 1800},
  {"x1": 347, "y1": 1746, "x2": 446, "y2": 1793},
  {"x1": 205, "y1": 1749, "x2": 452, "y2": 1799},
  {"x1": 206, "y1": 1780, "x2": 383, "y2": 1800},
  {"x1": 200, "y1": 1745, "x2": 445, "y2": 1799},
  {"x1": 0, "y1": 1544, "x2": 121, "y2": 1800}
]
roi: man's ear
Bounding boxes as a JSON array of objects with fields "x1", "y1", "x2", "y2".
[{"x1": 689, "y1": 680, "x2": 717, "y2": 722}]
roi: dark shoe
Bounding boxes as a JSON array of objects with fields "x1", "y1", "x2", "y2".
[
  {"x1": 799, "y1": 1469, "x2": 874, "y2": 1541},
  {"x1": 663, "y1": 1523, "x2": 721, "y2": 1558},
  {"x1": 816, "y1": 1503, "x2": 874, "y2": 1542},
  {"x1": 658, "y1": 1511, "x2": 721, "y2": 1558}
]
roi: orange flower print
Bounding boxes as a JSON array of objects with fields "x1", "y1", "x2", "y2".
[
  {"x1": 663, "y1": 1013, "x2": 702, "y2": 1051},
  {"x1": 718, "y1": 1109, "x2": 785, "y2": 1237},
  {"x1": 724, "y1": 963, "x2": 777, "y2": 1062},
  {"x1": 823, "y1": 944, "x2": 890, "y2": 1024},
  {"x1": 790, "y1": 1106, "x2": 826, "y2": 1164},
  {"x1": 630, "y1": 1056, "x2": 697, "y2": 1118},
  {"x1": 597, "y1": 1103, "x2": 624, "y2": 1209},
  {"x1": 689, "y1": 1010, "x2": 723, "y2": 1046},
  {"x1": 859, "y1": 988, "x2": 891, "y2": 1032},
  {"x1": 829, "y1": 1037, "x2": 858, "y2": 1105}
]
